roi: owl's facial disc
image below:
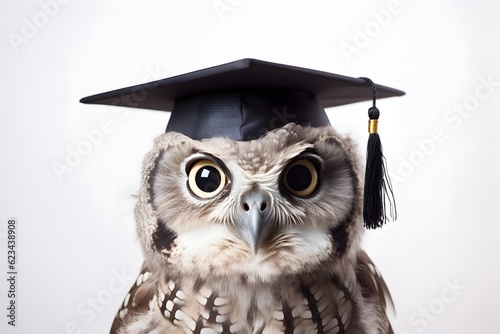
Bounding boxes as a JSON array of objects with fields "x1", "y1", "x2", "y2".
[{"x1": 145, "y1": 126, "x2": 361, "y2": 281}]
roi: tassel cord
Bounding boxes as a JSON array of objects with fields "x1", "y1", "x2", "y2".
[{"x1": 359, "y1": 78, "x2": 397, "y2": 229}]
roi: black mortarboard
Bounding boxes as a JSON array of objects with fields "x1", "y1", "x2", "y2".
[
  {"x1": 80, "y1": 58, "x2": 403, "y2": 141},
  {"x1": 80, "y1": 58, "x2": 405, "y2": 228}
]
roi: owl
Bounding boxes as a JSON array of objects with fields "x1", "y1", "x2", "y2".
[{"x1": 110, "y1": 123, "x2": 394, "y2": 334}]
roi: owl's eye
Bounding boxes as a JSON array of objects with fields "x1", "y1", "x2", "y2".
[
  {"x1": 282, "y1": 159, "x2": 319, "y2": 197},
  {"x1": 187, "y1": 160, "x2": 227, "y2": 199}
]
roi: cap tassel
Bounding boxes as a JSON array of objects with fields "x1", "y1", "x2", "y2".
[{"x1": 360, "y1": 77, "x2": 397, "y2": 229}]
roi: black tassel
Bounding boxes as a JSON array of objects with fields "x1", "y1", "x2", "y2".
[{"x1": 360, "y1": 78, "x2": 397, "y2": 229}]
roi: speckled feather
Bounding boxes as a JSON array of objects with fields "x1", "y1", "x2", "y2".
[{"x1": 112, "y1": 124, "x2": 393, "y2": 334}]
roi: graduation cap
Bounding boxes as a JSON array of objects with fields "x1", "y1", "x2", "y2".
[{"x1": 80, "y1": 58, "x2": 405, "y2": 229}]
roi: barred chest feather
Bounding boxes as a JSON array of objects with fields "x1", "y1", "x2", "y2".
[{"x1": 112, "y1": 260, "x2": 386, "y2": 334}]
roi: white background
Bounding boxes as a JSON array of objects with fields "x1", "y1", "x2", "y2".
[{"x1": 1, "y1": 0, "x2": 499, "y2": 333}]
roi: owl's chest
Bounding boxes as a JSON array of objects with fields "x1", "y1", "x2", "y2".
[{"x1": 153, "y1": 274, "x2": 355, "y2": 334}]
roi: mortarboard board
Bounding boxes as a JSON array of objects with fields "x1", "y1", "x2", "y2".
[
  {"x1": 80, "y1": 58, "x2": 404, "y2": 141},
  {"x1": 80, "y1": 58, "x2": 405, "y2": 229}
]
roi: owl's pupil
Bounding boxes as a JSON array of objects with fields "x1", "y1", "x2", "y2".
[
  {"x1": 286, "y1": 165, "x2": 312, "y2": 191},
  {"x1": 196, "y1": 166, "x2": 221, "y2": 192}
]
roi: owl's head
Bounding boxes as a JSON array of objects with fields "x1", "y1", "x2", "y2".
[{"x1": 136, "y1": 123, "x2": 363, "y2": 283}]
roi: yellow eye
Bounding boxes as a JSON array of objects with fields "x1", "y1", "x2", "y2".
[
  {"x1": 283, "y1": 159, "x2": 319, "y2": 197},
  {"x1": 187, "y1": 160, "x2": 227, "y2": 199}
]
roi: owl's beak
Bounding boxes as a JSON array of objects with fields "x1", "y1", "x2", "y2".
[{"x1": 237, "y1": 190, "x2": 270, "y2": 255}]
